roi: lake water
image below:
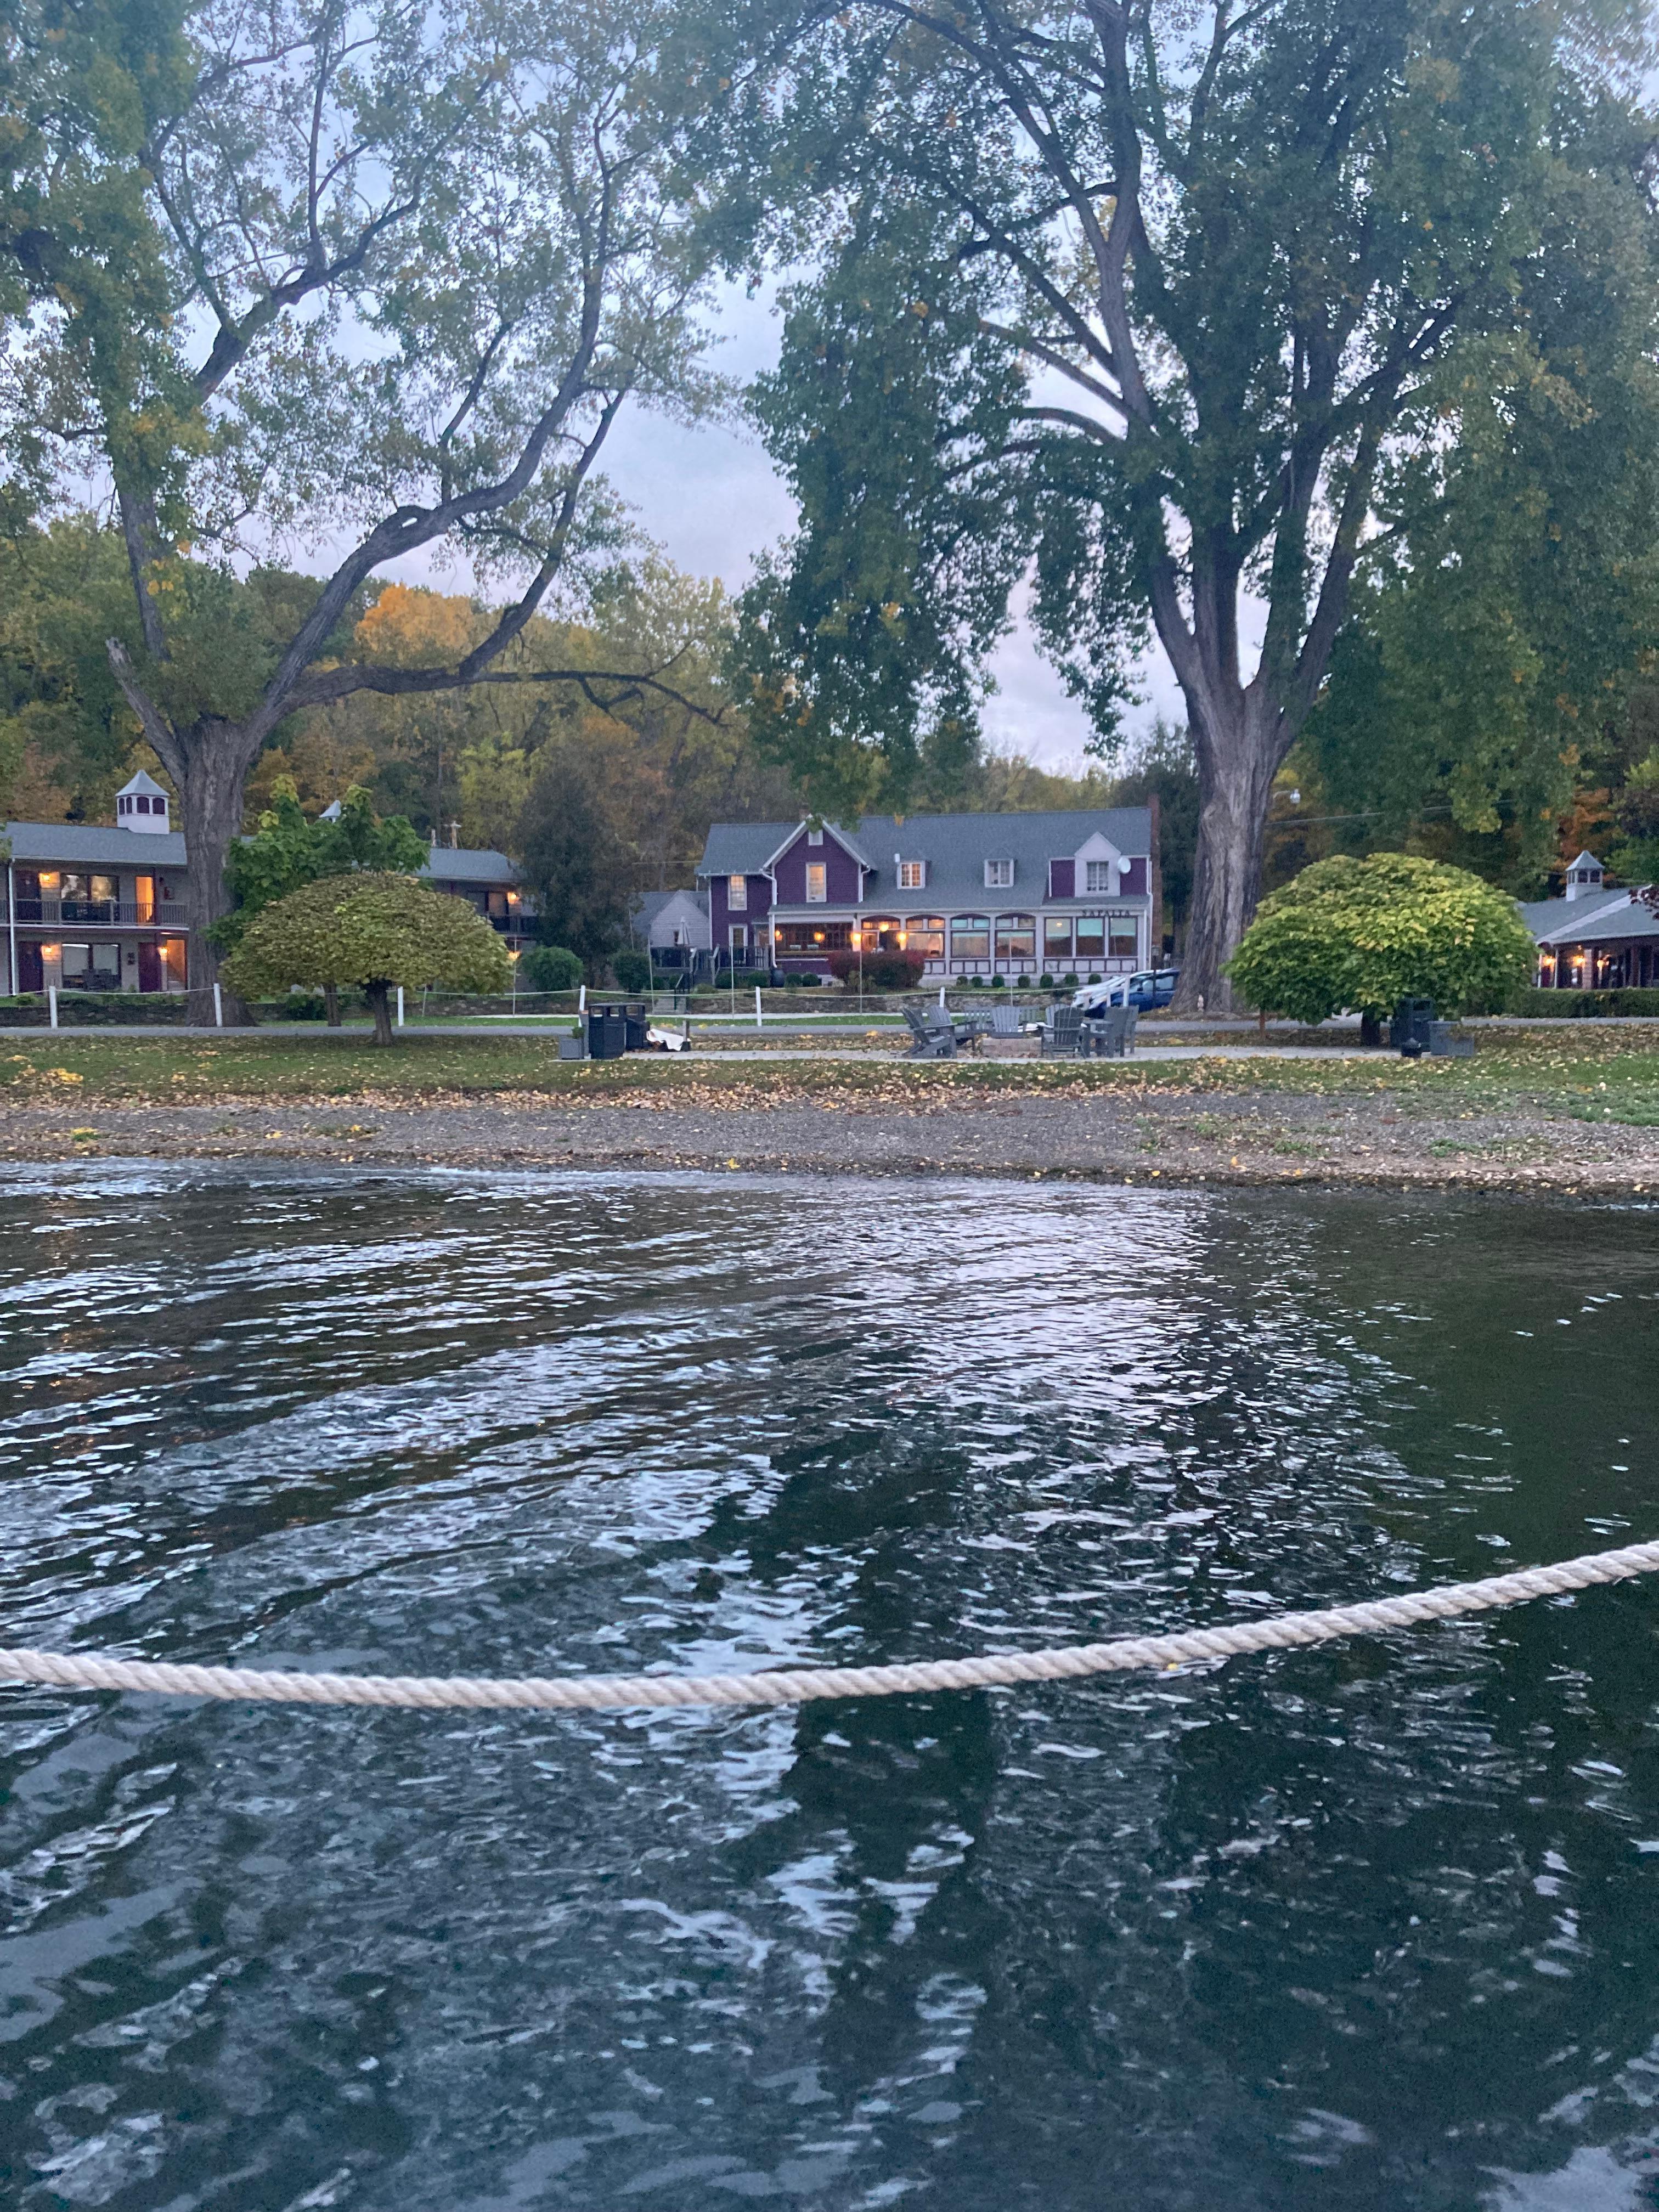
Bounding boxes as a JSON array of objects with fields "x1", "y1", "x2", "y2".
[{"x1": 3, "y1": 1164, "x2": 1659, "y2": 2211}]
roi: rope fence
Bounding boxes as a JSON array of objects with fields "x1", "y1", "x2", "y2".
[{"x1": 2, "y1": 1538, "x2": 1656, "y2": 1714}]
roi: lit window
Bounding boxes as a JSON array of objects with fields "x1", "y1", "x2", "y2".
[
  {"x1": 951, "y1": 915, "x2": 990, "y2": 958},
  {"x1": 897, "y1": 860, "x2": 926, "y2": 890},
  {"x1": 984, "y1": 858, "x2": 1013, "y2": 888},
  {"x1": 805, "y1": 863, "x2": 827, "y2": 904},
  {"x1": 907, "y1": 917, "x2": 945, "y2": 957},
  {"x1": 1044, "y1": 917, "x2": 1072, "y2": 957},
  {"x1": 1108, "y1": 915, "x2": 1138, "y2": 958},
  {"x1": 995, "y1": 915, "x2": 1036, "y2": 962},
  {"x1": 1084, "y1": 859, "x2": 1115, "y2": 893},
  {"x1": 727, "y1": 873, "x2": 748, "y2": 911}
]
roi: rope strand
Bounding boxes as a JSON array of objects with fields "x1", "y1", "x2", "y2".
[{"x1": 3, "y1": 1538, "x2": 1656, "y2": 1713}]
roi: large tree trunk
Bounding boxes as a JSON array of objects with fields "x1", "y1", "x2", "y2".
[
  {"x1": 178, "y1": 723, "x2": 258, "y2": 1027},
  {"x1": 1173, "y1": 689, "x2": 1291, "y2": 1013},
  {"x1": 365, "y1": 980, "x2": 395, "y2": 1047}
]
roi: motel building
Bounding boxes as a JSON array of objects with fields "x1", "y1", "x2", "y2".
[
  {"x1": 3, "y1": 772, "x2": 190, "y2": 996},
  {"x1": 1518, "y1": 851, "x2": 1659, "y2": 990},
  {"x1": 3, "y1": 772, "x2": 534, "y2": 997},
  {"x1": 695, "y1": 808, "x2": 1160, "y2": 981}
]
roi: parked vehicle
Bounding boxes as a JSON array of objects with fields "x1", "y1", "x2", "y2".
[{"x1": 1073, "y1": 968, "x2": 1181, "y2": 1013}]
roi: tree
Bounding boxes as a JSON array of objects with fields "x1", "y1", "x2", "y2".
[
  {"x1": 1302, "y1": 108, "x2": 1659, "y2": 892},
  {"x1": 214, "y1": 777, "x2": 428, "y2": 1021},
  {"x1": 222, "y1": 872, "x2": 508, "y2": 1043},
  {"x1": 720, "y1": 0, "x2": 1658, "y2": 1003},
  {"x1": 517, "y1": 733, "x2": 639, "y2": 968},
  {"x1": 217, "y1": 783, "x2": 427, "y2": 941},
  {"x1": 1226, "y1": 853, "x2": 1534, "y2": 1026},
  {"x1": 3, "y1": 0, "x2": 739, "y2": 1019},
  {"x1": 1108, "y1": 721, "x2": 1200, "y2": 953},
  {"x1": 518, "y1": 943, "x2": 584, "y2": 992}
]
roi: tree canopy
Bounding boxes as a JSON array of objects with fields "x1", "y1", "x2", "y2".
[
  {"x1": 215, "y1": 782, "x2": 427, "y2": 952},
  {"x1": 715, "y1": 0, "x2": 1659, "y2": 1001},
  {"x1": 222, "y1": 872, "x2": 509, "y2": 1042},
  {"x1": 2, "y1": 0, "x2": 743, "y2": 1015},
  {"x1": 1226, "y1": 853, "x2": 1536, "y2": 1023}
]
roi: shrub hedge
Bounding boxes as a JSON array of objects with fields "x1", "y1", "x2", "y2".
[
  {"x1": 1503, "y1": 985, "x2": 1659, "y2": 1018},
  {"x1": 0, "y1": 992, "x2": 194, "y2": 1027}
]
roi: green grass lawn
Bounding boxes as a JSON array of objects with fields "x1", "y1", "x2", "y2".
[{"x1": 5, "y1": 1024, "x2": 1659, "y2": 1120}]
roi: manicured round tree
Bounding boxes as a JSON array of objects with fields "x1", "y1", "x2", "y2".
[
  {"x1": 1226, "y1": 855, "x2": 1536, "y2": 1029},
  {"x1": 518, "y1": 943, "x2": 584, "y2": 993},
  {"x1": 223, "y1": 872, "x2": 510, "y2": 1044}
]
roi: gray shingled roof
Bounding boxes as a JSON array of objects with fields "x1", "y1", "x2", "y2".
[
  {"x1": 5, "y1": 821, "x2": 189, "y2": 867},
  {"x1": 698, "y1": 808, "x2": 1154, "y2": 905},
  {"x1": 633, "y1": 888, "x2": 707, "y2": 924},
  {"x1": 1531, "y1": 893, "x2": 1659, "y2": 945},
  {"x1": 1516, "y1": 887, "x2": 1631, "y2": 938},
  {"x1": 418, "y1": 847, "x2": 519, "y2": 886},
  {"x1": 5, "y1": 818, "x2": 520, "y2": 883}
]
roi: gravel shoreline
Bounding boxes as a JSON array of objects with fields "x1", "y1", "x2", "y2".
[{"x1": 7, "y1": 1087, "x2": 1658, "y2": 1192}]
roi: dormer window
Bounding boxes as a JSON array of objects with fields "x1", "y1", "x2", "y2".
[
  {"x1": 897, "y1": 860, "x2": 926, "y2": 890},
  {"x1": 807, "y1": 827, "x2": 824, "y2": 847},
  {"x1": 985, "y1": 857, "x2": 1014, "y2": 888},
  {"x1": 1084, "y1": 859, "x2": 1115, "y2": 893}
]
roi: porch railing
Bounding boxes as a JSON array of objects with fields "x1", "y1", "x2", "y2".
[{"x1": 3, "y1": 900, "x2": 190, "y2": 928}]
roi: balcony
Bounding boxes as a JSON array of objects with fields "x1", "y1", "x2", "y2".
[{"x1": 5, "y1": 899, "x2": 190, "y2": 928}]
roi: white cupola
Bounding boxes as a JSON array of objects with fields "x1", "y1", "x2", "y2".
[
  {"x1": 116, "y1": 769, "x2": 172, "y2": 834},
  {"x1": 1564, "y1": 850, "x2": 1605, "y2": 903}
]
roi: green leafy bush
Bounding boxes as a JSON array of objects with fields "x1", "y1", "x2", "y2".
[
  {"x1": 1228, "y1": 854, "x2": 1535, "y2": 1023},
  {"x1": 1504, "y1": 985, "x2": 1659, "y2": 1018},
  {"x1": 223, "y1": 872, "x2": 509, "y2": 1043},
  {"x1": 611, "y1": 948, "x2": 652, "y2": 993},
  {"x1": 211, "y1": 781, "x2": 427, "y2": 951},
  {"x1": 826, "y1": 949, "x2": 925, "y2": 990},
  {"x1": 519, "y1": 943, "x2": 583, "y2": 992}
]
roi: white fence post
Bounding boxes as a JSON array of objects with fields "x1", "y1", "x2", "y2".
[
  {"x1": 212, "y1": 983, "x2": 223, "y2": 1029},
  {"x1": 48, "y1": 986, "x2": 58, "y2": 1030},
  {"x1": 578, "y1": 983, "x2": 586, "y2": 1017},
  {"x1": 755, "y1": 984, "x2": 763, "y2": 1031},
  {"x1": 396, "y1": 985, "x2": 405, "y2": 1029}
]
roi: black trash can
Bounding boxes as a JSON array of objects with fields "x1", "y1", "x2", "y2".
[
  {"x1": 1393, "y1": 996, "x2": 1435, "y2": 1057},
  {"x1": 586, "y1": 1005, "x2": 628, "y2": 1059}
]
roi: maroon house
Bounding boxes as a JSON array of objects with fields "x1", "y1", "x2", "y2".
[{"x1": 697, "y1": 809, "x2": 1157, "y2": 980}]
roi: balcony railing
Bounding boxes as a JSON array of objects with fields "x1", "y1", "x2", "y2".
[{"x1": 4, "y1": 899, "x2": 190, "y2": 928}]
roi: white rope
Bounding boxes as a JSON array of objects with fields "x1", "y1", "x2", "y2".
[{"x1": 2, "y1": 1538, "x2": 1656, "y2": 1713}]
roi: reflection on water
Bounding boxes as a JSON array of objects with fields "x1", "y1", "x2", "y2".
[{"x1": 2, "y1": 1164, "x2": 1659, "y2": 2211}]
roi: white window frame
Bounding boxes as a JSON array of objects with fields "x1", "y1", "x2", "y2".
[
  {"x1": 807, "y1": 826, "x2": 824, "y2": 847},
  {"x1": 984, "y1": 857, "x2": 1014, "y2": 889},
  {"x1": 805, "y1": 862, "x2": 827, "y2": 904},
  {"x1": 897, "y1": 860, "x2": 926, "y2": 890},
  {"x1": 727, "y1": 872, "x2": 748, "y2": 911},
  {"x1": 1084, "y1": 859, "x2": 1115, "y2": 894}
]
